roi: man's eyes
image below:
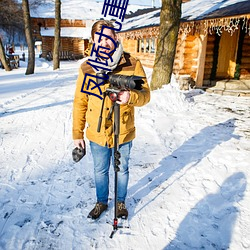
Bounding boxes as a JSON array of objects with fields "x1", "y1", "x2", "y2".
[{"x1": 99, "y1": 38, "x2": 110, "y2": 42}]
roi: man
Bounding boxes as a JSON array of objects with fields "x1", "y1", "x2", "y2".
[{"x1": 72, "y1": 20, "x2": 150, "y2": 220}]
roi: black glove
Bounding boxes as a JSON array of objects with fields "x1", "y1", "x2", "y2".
[{"x1": 72, "y1": 146, "x2": 86, "y2": 162}]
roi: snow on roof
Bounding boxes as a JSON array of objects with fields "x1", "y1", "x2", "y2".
[
  {"x1": 182, "y1": 0, "x2": 250, "y2": 21},
  {"x1": 122, "y1": 8, "x2": 160, "y2": 32},
  {"x1": 30, "y1": 0, "x2": 150, "y2": 20},
  {"x1": 31, "y1": 0, "x2": 250, "y2": 35},
  {"x1": 40, "y1": 27, "x2": 92, "y2": 39},
  {"x1": 121, "y1": 0, "x2": 250, "y2": 32}
]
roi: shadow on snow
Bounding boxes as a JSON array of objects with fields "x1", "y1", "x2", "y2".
[
  {"x1": 164, "y1": 172, "x2": 247, "y2": 249},
  {"x1": 128, "y1": 118, "x2": 239, "y2": 213},
  {"x1": 0, "y1": 100, "x2": 73, "y2": 117}
]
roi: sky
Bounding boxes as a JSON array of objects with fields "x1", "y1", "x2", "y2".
[{"x1": 0, "y1": 48, "x2": 249, "y2": 249}]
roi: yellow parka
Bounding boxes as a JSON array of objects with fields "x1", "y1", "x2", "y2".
[{"x1": 72, "y1": 52, "x2": 150, "y2": 148}]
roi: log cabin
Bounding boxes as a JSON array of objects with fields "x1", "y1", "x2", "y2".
[
  {"x1": 119, "y1": 0, "x2": 250, "y2": 93},
  {"x1": 31, "y1": 17, "x2": 94, "y2": 60},
  {"x1": 29, "y1": 0, "x2": 106, "y2": 60},
  {"x1": 30, "y1": 1, "x2": 149, "y2": 61},
  {"x1": 30, "y1": 0, "x2": 250, "y2": 94}
]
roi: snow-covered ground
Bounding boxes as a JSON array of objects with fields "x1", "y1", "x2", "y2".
[{"x1": 0, "y1": 49, "x2": 250, "y2": 250}]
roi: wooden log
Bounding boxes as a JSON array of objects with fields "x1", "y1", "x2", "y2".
[{"x1": 241, "y1": 58, "x2": 250, "y2": 64}]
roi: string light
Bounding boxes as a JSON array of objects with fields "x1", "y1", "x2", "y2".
[
  {"x1": 119, "y1": 15, "x2": 250, "y2": 39},
  {"x1": 179, "y1": 16, "x2": 250, "y2": 37}
]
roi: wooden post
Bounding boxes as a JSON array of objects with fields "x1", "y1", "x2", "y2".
[
  {"x1": 139, "y1": 39, "x2": 142, "y2": 53},
  {"x1": 149, "y1": 39, "x2": 152, "y2": 53},
  {"x1": 195, "y1": 32, "x2": 207, "y2": 88},
  {"x1": 144, "y1": 38, "x2": 147, "y2": 54}
]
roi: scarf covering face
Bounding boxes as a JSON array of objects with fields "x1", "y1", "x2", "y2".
[{"x1": 89, "y1": 41, "x2": 124, "y2": 74}]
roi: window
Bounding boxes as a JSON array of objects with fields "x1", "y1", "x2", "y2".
[{"x1": 137, "y1": 38, "x2": 156, "y2": 54}]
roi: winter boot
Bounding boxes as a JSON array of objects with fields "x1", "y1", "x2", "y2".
[
  {"x1": 87, "y1": 202, "x2": 108, "y2": 220},
  {"x1": 117, "y1": 202, "x2": 128, "y2": 219}
]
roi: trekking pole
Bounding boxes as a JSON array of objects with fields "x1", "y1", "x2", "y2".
[{"x1": 110, "y1": 101, "x2": 121, "y2": 238}]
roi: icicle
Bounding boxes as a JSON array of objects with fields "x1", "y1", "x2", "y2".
[{"x1": 122, "y1": 15, "x2": 250, "y2": 40}]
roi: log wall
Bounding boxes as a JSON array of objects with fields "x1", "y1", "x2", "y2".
[
  {"x1": 121, "y1": 38, "x2": 156, "y2": 68},
  {"x1": 32, "y1": 18, "x2": 86, "y2": 29},
  {"x1": 41, "y1": 37, "x2": 87, "y2": 59},
  {"x1": 240, "y1": 35, "x2": 250, "y2": 79},
  {"x1": 32, "y1": 15, "x2": 250, "y2": 84},
  {"x1": 173, "y1": 34, "x2": 185, "y2": 74},
  {"x1": 173, "y1": 33, "x2": 199, "y2": 82}
]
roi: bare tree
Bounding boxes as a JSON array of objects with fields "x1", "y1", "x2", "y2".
[
  {"x1": 53, "y1": 0, "x2": 61, "y2": 70},
  {"x1": 0, "y1": 0, "x2": 23, "y2": 71},
  {"x1": 151, "y1": 0, "x2": 182, "y2": 90},
  {"x1": 0, "y1": 0, "x2": 24, "y2": 35},
  {"x1": 22, "y1": 0, "x2": 35, "y2": 75},
  {"x1": 29, "y1": 0, "x2": 47, "y2": 8},
  {"x1": 0, "y1": 37, "x2": 11, "y2": 71}
]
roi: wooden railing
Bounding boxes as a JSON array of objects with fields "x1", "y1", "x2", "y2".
[{"x1": 46, "y1": 51, "x2": 83, "y2": 61}]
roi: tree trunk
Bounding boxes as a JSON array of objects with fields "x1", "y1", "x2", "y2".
[
  {"x1": 53, "y1": 0, "x2": 61, "y2": 70},
  {"x1": 151, "y1": 0, "x2": 182, "y2": 90},
  {"x1": 0, "y1": 37, "x2": 11, "y2": 71},
  {"x1": 22, "y1": 0, "x2": 35, "y2": 75}
]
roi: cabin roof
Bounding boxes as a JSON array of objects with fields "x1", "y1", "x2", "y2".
[
  {"x1": 182, "y1": 0, "x2": 250, "y2": 21},
  {"x1": 121, "y1": 0, "x2": 250, "y2": 32},
  {"x1": 30, "y1": 0, "x2": 150, "y2": 20},
  {"x1": 40, "y1": 27, "x2": 92, "y2": 39}
]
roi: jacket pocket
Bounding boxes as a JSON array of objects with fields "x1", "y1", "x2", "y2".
[{"x1": 120, "y1": 106, "x2": 134, "y2": 134}]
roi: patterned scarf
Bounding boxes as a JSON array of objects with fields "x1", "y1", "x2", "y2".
[{"x1": 89, "y1": 41, "x2": 124, "y2": 74}]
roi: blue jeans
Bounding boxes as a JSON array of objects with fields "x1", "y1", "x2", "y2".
[{"x1": 90, "y1": 141, "x2": 132, "y2": 205}]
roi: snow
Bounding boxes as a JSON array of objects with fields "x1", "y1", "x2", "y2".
[
  {"x1": 0, "y1": 48, "x2": 250, "y2": 249},
  {"x1": 121, "y1": 0, "x2": 249, "y2": 31},
  {"x1": 29, "y1": 0, "x2": 250, "y2": 37},
  {"x1": 40, "y1": 27, "x2": 92, "y2": 38},
  {"x1": 182, "y1": 0, "x2": 249, "y2": 21},
  {"x1": 122, "y1": 9, "x2": 160, "y2": 32},
  {"x1": 30, "y1": 0, "x2": 151, "y2": 19}
]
